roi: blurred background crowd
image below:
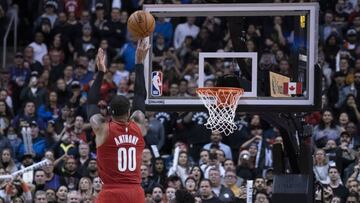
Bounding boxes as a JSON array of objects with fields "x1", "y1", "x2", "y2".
[{"x1": 1, "y1": 0, "x2": 360, "y2": 202}]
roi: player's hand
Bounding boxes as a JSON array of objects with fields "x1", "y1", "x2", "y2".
[
  {"x1": 135, "y1": 38, "x2": 151, "y2": 64},
  {"x1": 96, "y1": 48, "x2": 107, "y2": 73}
]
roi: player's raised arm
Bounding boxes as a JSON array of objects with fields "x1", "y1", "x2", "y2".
[
  {"x1": 130, "y1": 39, "x2": 151, "y2": 128},
  {"x1": 87, "y1": 48, "x2": 107, "y2": 135}
]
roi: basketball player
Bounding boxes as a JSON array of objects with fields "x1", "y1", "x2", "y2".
[{"x1": 87, "y1": 39, "x2": 150, "y2": 203}]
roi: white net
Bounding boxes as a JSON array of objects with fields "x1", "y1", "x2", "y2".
[{"x1": 196, "y1": 87, "x2": 244, "y2": 136}]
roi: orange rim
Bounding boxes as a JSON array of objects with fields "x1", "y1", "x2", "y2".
[
  {"x1": 196, "y1": 87, "x2": 244, "y2": 105},
  {"x1": 196, "y1": 87, "x2": 244, "y2": 95}
]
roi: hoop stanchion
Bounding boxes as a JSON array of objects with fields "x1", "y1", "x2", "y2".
[{"x1": 196, "y1": 87, "x2": 244, "y2": 136}]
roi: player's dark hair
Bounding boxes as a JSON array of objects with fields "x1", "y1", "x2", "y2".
[{"x1": 108, "y1": 95, "x2": 130, "y2": 117}]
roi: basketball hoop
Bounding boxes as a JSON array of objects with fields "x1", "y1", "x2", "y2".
[{"x1": 196, "y1": 87, "x2": 244, "y2": 136}]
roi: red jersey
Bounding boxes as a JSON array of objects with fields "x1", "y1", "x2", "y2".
[{"x1": 97, "y1": 120, "x2": 144, "y2": 185}]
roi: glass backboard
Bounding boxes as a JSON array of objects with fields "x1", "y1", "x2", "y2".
[{"x1": 143, "y1": 3, "x2": 320, "y2": 112}]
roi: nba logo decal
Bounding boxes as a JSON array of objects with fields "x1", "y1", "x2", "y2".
[{"x1": 151, "y1": 71, "x2": 163, "y2": 96}]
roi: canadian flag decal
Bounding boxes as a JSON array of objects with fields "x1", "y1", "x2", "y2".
[{"x1": 283, "y1": 82, "x2": 302, "y2": 95}]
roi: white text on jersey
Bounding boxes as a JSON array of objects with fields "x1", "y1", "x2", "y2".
[{"x1": 114, "y1": 134, "x2": 139, "y2": 146}]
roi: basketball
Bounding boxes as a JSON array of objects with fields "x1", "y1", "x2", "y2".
[{"x1": 127, "y1": 11, "x2": 155, "y2": 40}]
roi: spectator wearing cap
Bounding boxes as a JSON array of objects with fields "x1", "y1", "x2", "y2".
[
  {"x1": 9, "y1": 52, "x2": 30, "y2": 89},
  {"x1": 74, "y1": 23, "x2": 98, "y2": 57},
  {"x1": 93, "y1": 2, "x2": 107, "y2": 32},
  {"x1": 19, "y1": 71, "x2": 48, "y2": 108},
  {"x1": 100, "y1": 8, "x2": 126, "y2": 51},
  {"x1": 29, "y1": 31, "x2": 48, "y2": 66},
  {"x1": 12, "y1": 101, "x2": 47, "y2": 133},
  {"x1": 23, "y1": 46, "x2": 43, "y2": 75},
  {"x1": 203, "y1": 131, "x2": 232, "y2": 160},
  {"x1": 36, "y1": 0, "x2": 58, "y2": 28},
  {"x1": 17, "y1": 120, "x2": 48, "y2": 162},
  {"x1": 339, "y1": 131, "x2": 356, "y2": 162},
  {"x1": 67, "y1": 80, "x2": 83, "y2": 108},
  {"x1": 344, "y1": 28, "x2": 360, "y2": 58},
  {"x1": 73, "y1": 60, "x2": 94, "y2": 86},
  {"x1": 18, "y1": 152, "x2": 35, "y2": 185}
]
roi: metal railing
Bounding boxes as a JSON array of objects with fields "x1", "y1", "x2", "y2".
[{"x1": 2, "y1": 7, "x2": 18, "y2": 69}]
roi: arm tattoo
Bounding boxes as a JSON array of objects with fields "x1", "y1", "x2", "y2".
[{"x1": 90, "y1": 114, "x2": 106, "y2": 128}]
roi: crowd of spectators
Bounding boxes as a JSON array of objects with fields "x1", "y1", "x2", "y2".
[{"x1": 1, "y1": 0, "x2": 360, "y2": 202}]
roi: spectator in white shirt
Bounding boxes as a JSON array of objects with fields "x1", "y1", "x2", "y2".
[
  {"x1": 29, "y1": 32, "x2": 48, "y2": 65},
  {"x1": 173, "y1": 17, "x2": 200, "y2": 49},
  {"x1": 203, "y1": 131, "x2": 233, "y2": 160}
]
